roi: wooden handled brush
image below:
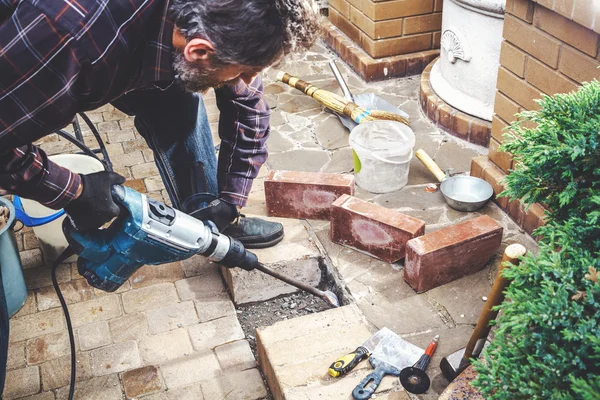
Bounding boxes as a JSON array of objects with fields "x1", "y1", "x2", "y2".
[{"x1": 276, "y1": 71, "x2": 409, "y2": 126}]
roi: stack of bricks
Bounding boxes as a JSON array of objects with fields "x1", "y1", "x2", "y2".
[
  {"x1": 324, "y1": 0, "x2": 443, "y2": 81},
  {"x1": 471, "y1": 0, "x2": 600, "y2": 235}
]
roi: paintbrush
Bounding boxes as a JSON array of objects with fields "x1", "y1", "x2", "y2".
[{"x1": 276, "y1": 72, "x2": 409, "y2": 126}]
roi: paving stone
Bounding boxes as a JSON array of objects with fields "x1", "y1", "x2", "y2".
[
  {"x1": 401, "y1": 207, "x2": 445, "y2": 225},
  {"x1": 7, "y1": 341, "x2": 26, "y2": 370},
  {"x1": 222, "y1": 218, "x2": 321, "y2": 304},
  {"x1": 109, "y1": 313, "x2": 148, "y2": 343},
  {"x1": 405, "y1": 215, "x2": 503, "y2": 293},
  {"x1": 143, "y1": 384, "x2": 205, "y2": 399},
  {"x1": 374, "y1": 185, "x2": 447, "y2": 211},
  {"x1": 122, "y1": 365, "x2": 163, "y2": 399},
  {"x1": 435, "y1": 141, "x2": 482, "y2": 173},
  {"x1": 110, "y1": 151, "x2": 145, "y2": 169},
  {"x1": 106, "y1": 128, "x2": 135, "y2": 143},
  {"x1": 144, "y1": 176, "x2": 166, "y2": 192},
  {"x1": 24, "y1": 392, "x2": 55, "y2": 400},
  {"x1": 67, "y1": 295, "x2": 122, "y2": 328},
  {"x1": 10, "y1": 308, "x2": 65, "y2": 343},
  {"x1": 23, "y1": 264, "x2": 70, "y2": 291},
  {"x1": 427, "y1": 261, "x2": 496, "y2": 326},
  {"x1": 270, "y1": 109, "x2": 287, "y2": 127},
  {"x1": 121, "y1": 283, "x2": 178, "y2": 313},
  {"x1": 316, "y1": 115, "x2": 349, "y2": 150},
  {"x1": 40, "y1": 352, "x2": 92, "y2": 390},
  {"x1": 13, "y1": 290, "x2": 36, "y2": 318},
  {"x1": 279, "y1": 95, "x2": 321, "y2": 113},
  {"x1": 3, "y1": 366, "x2": 40, "y2": 399},
  {"x1": 160, "y1": 350, "x2": 222, "y2": 389},
  {"x1": 26, "y1": 331, "x2": 70, "y2": 365},
  {"x1": 323, "y1": 147, "x2": 354, "y2": 174},
  {"x1": 146, "y1": 301, "x2": 198, "y2": 334},
  {"x1": 188, "y1": 316, "x2": 245, "y2": 351},
  {"x1": 266, "y1": 149, "x2": 330, "y2": 172},
  {"x1": 257, "y1": 304, "x2": 387, "y2": 400},
  {"x1": 175, "y1": 267, "x2": 227, "y2": 301},
  {"x1": 129, "y1": 262, "x2": 185, "y2": 289},
  {"x1": 194, "y1": 297, "x2": 237, "y2": 322},
  {"x1": 19, "y1": 248, "x2": 43, "y2": 269},
  {"x1": 267, "y1": 129, "x2": 295, "y2": 153},
  {"x1": 265, "y1": 170, "x2": 354, "y2": 219},
  {"x1": 138, "y1": 328, "x2": 193, "y2": 364},
  {"x1": 131, "y1": 162, "x2": 160, "y2": 179},
  {"x1": 78, "y1": 321, "x2": 111, "y2": 351},
  {"x1": 201, "y1": 369, "x2": 267, "y2": 400},
  {"x1": 331, "y1": 194, "x2": 425, "y2": 262},
  {"x1": 179, "y1": 255, "x2": 219, "y2": 278},
  {"x1": 215, "y1": 340, "x2": 256, "y2": 372},
  {"x1": 36, "y1": 279, "x2": 94, "y2": 311},
  {"x1": 90, "y1": 341, "x2": 141, "y2": 376},
  {"x1": 55, "y1": 374, "x2": 123, "y2": 400}
]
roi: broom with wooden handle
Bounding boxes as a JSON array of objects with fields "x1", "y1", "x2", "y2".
[{"x1": 276, "y1": 71, "x2": 409, "y2": 126}]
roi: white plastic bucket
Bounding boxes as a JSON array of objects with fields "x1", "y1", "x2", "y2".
[
  {"x1": 20, "y1": 154, "x2": 105, "y2": 262},
  {"x1": 349, "y1": 120, "x2": 416, "y2": 193}
]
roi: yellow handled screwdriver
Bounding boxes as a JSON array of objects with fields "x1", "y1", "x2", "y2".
[{"x1": 328, "y1": 328, "x2": 392, "y2": 377}]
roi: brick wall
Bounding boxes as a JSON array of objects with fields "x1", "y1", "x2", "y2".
[
  {"x1": 489, "y1": 0, "x2": 600, "y2": 174},
  {"x1": 473, "y1": 0, "x2": 599, "y2": 235},
  {"x1": 328, "y1": 0, "x2": 442, "y2": 59}
]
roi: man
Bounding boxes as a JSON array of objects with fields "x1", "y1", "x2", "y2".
[{"x1": 0, "y1": 0, "x2": 319, "y2": 389}]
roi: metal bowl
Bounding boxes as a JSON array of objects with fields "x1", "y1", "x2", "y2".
[{"x1": 440, "y1": 176, "x2": 494, "y2": 212}]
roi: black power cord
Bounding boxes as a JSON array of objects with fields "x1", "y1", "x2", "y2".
[
  {"x1": 51, "y1": 247, "x2": 77, "y2": 400},
  {"x1": 49, "y1": 114, "x2": 114, "y2": 400}
]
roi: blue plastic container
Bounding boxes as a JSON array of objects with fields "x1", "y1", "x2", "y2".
[{"x1": 0, "y1": 197, "x2": 27, "y2": 317}]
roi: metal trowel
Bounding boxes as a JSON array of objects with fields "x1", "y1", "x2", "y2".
[
  {"x1": 352, "y1": 329, "x2": 424, "y2": 400},
  {"x1": 328, "y1": 61, "x2": 410, "y2": 131}
]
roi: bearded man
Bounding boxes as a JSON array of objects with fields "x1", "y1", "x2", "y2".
[{"x1": 0, "y1": 0, "x2": 319, "y2": 389}]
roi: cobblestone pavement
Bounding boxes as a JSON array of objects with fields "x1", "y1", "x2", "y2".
[{"x1": 5, "y1": 40, "x2": 538, "y2": 399}]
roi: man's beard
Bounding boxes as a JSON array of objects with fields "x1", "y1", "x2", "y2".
[{"x1": 172, "y1": 52, "x2": 234, "y2": 93}]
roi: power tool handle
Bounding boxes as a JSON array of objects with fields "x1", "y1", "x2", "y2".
[{"x1": 328, "y1": 346, "x2": 369, "y2": 377}]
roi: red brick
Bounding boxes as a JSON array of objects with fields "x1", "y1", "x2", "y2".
[
  {"x1": 452, "y1": 113, "x2": 471, "y2": 141},
  {"x1": 351, "y1": 7, "x2": 404, "y2": 40},
  {"x1": 507, "y1": 0, "x2": 535, "y2": 22},
  {"x1": 497, "y1": 67, "x2": 543, "y2": 111},
  {"x1": 433, "y1": 31, "x2": 441, "y2": 48},
  {"x1": 573, "y1": 1, "x2": 599, "y2": 33},
  {"x1": 122, "y1": 365, "x2": 163, "y2": 399},
  {"x1": 488, "y1": 138, "x2": 513, "y2": 174},
  {"x1": 434, "y1": 0, "x2": 443, "y2": 12},
  {"x1": 491, "y1": 115, "x2": 509, "y2": 143},
  {"x1": 500, "y1": 41, "x2": 527, "y2": 78},
  {"x1": 361, "y1": 32, "x2": 432, "y2": 58},
  {"x1": 404, "y1": 216, "x2": 503, "y2": 293},
  {"x1": 559, "y1": 46, "x2": 600, "y2": 84},
  {"x1": 470, "y1": 156, "x2": 495, "y2": 179},
  {"x1": 507, "y1": 199, "x2": 525, "y2": 226},
  {"x1": 403, "y1": 13, "x2": 442, "y2": 35},
  {"x1": 265, "y1": 171, "x2": 354, "y2": 220},
  {"x1": 523, "y1": 203, "x2": 547, "y2": 235},
  {"x1": 330, "y1": 195, "x2": 425, "y2": 262},
  {"x1": 494, "y1": 92, "x2": 521, "y2": 123},
  {"x1": 526, "y1": 57, "x2": 579, "y2": 95},
  {"x1": 534, "y1": 5, "x2": 599, "y2": 57},
  {"x1": 503, "y1": 14, "x2": 561, "y2": 68},
  {"x1": 482, "y1": 162, "x2": 509, "y2": 209},
  {"x1": 361, "y1": 0, "x2": 434, "y2": 21},
  {"x1": 469, "y1": 119, "x2": 492, "y2": 147},
  {"x1": 123, "y1": 179, "x2": 147, "y2": 194},
  {"x1": 330, "y1": 8, "x2": 361, "y2": 43},
  {"x1": 329, "y1": 0, "x2": 350, "y2": 18}
]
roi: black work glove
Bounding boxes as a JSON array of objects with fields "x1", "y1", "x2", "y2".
[
  {"x1": 64, "y1": 171, "x2": 125, "y2": 231},
  {"x1": 189, "y1": 198, "x2": 239, "y2": 231}
]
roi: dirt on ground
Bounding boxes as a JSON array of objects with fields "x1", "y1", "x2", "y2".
[{"x1": 236, "y1": 291, "x2": 333, "y2": 400}]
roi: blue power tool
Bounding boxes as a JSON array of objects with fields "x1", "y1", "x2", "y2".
[{"x1": 63, "y1": 185, "x2": 258, "y2": 292}]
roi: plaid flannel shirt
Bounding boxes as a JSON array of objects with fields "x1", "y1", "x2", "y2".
[{"x1": 0, "y1": 0, "x2": 270, "y2": 209}]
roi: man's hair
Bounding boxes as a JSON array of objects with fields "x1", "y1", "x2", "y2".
[{"x1": 169, "y1": 0, "x2": 320, "y2": 67}]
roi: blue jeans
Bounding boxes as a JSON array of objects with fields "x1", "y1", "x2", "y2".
[{"x1": 111, "y1": 84, "x2": 218, "y2": 210}]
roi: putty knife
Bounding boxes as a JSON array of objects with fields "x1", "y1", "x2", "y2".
[
  {"x1": 328, "y1": 327, "x2": 393, "y2": 377},
  {"x1": 352, "y1": 330, "x2": 423, "y2": 400}
]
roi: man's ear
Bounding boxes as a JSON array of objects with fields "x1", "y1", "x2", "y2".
[{"x1": 184, "y1": 38, "x2": 215, "y2": 63}]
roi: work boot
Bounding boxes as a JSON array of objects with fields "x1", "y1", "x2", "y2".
[{"x1": 223, "y1": 214, "x2": 284, "y2": 249}]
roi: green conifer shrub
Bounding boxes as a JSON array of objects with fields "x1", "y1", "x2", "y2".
[{"x1": 472, "y1": 81, "x2": 600, "y2": 399}]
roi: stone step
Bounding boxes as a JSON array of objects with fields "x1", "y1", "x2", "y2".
[
  {"x1": 256, "y1": 304, "x2": 411, "y2": 399},
  {"x1": 221, "y1": 217, "x2": 323, "y2": 305}
]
